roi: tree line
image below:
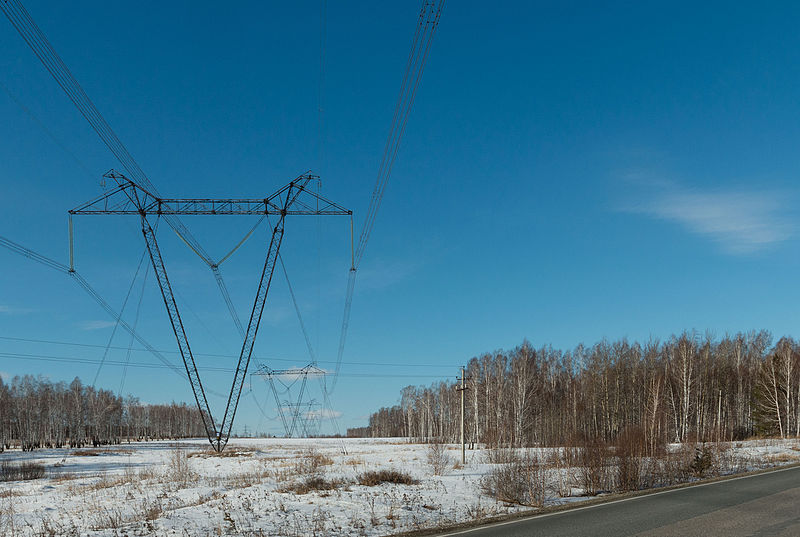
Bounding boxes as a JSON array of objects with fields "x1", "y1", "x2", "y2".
[
  {"x1": 353, "y1": 330, "x2": 800, "y2": 446},
  {"x1": 0, "y1": 375, "x2": 207, "y2": 451}
]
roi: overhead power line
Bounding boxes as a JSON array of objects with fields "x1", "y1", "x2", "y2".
[
  {"x1": 0, "y1": 335, "x2": 460, "y2": 369},
  {"x1": 0, "y1": 0, "x2": 248, "y2": 345},
  {"x1": 354, "y1": 0, "x2": 445, "y2": 268},
  {"x1": 0, "y1": 351, "x2": 451, "y2": 380},
  {"x1": 91, "y1": 246, "x2": 149, "y2": 388},
  {"x1": 0, "y1": 234, "x2": 201, "y2": 388},
  {"x1": 0, "y1": 77, "x2": 95, "y2": 178},
  {"x1": 330, "y1": 0, "x2": 445, "y2": 393}
]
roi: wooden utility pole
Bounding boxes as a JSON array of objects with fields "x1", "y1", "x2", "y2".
[{"x1": 456, "y1": 366, "x2": 469, "y2": 464}]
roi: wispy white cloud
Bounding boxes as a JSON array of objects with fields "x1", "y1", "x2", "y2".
[
  {"x1": 272, "y1": 405, "x2": 340, "y2": 422},
  {"x1": 260, "y1": 304, "x2": 294, "y2": 326},
  {"x1": 0, "y1": 305, "x2": 33, "y2": 315},
  {"x1": 356, "y1": 258, "x2": 422, "y2": 291},
  {"x1": 78, "y1": 320, "x2": 118, "y2": 331},
  {"x1": 622, "y1": 184, "x2": 796, "y2": 254},
  {"x1": 303, "y1": 408, "x2": 342, "y2": 420}
]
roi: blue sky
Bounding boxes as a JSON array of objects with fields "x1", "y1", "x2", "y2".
[{"x1": 2, "y1": 1, "x2": 800, "y2": 435}]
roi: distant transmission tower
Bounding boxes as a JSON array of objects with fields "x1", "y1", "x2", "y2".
[{"x1": 251, "y1": 364, "x2": 328, "y2": 438}]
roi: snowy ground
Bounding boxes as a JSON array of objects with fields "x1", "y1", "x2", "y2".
[{"x1": 1, "y1": 437, "x2": 799, "y2": 536}]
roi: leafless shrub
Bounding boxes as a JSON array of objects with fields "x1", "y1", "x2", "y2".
[
  {"x1": 544, "y1": 449, "x2": 574, "y2": 497},
  {"x1": 480, "y1": 449, "x2": 548, "y2": 506},
  {"x1": 614, "y1": 426, "x2": 648, "y2": 491},
  {"x1": 655, "y1": 443, "x2": 694, "y2": 485},
  {"x1": 484, "y1": 446, "x2": 519, "y2": 464},
  {"x1": 714, "y1": 445, "x2": 750, "y2": 474},
  {"x1": 578, "y1": 435, "x2": 610, "y2": 495},
  {"x1": 357, "y1": 469, "x2": 418, "y2": 486},
  {"x1": 0, "y1": 461, "x2": 45, "y2": 482},
  {"x1": 427, "y1": 439, "x2": 452, "y2": 475},
  {"x1": 700, "y1": 443, "x2": 755, "y2": 476}
]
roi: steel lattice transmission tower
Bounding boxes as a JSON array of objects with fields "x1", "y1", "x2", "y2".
[
  {"x1": 70, "y1": 170, "x2": 352, "y2": 451},
  {"x1": 251, "y1": 364, "x2": 328, "y2": 438}
]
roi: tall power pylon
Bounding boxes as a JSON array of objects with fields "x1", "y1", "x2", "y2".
[{"x1": 70, "y1": 170, "x2": 352, "y2": 451}]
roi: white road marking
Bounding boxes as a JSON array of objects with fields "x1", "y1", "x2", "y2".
[{"x1": 436, "y1": 464, "x2": 800, "y2": 536}]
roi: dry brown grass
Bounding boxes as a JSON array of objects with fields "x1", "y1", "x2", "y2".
[
  {"x1": 51, "y1": 471, "x2": 79, "y2": 483},
  {"x1": 138, "y1": 466, "x2": 158, "y2": 480},
  {"x1": 73, "y1": 448, "x2": 133, "y2": 457},
  {"x1": 165, "y1": 448, "x2": 199, "y2": 487},
  {"x1": 72, "y1": 450, "x2": 101, "y2": 456},
  {"x1": 188, "y1": 446, "x2": 258, "y2": 459},
  {"x1": 766, "y1": 453, "x2": 800, "y2": 463},
  {"x1": 357, "y1": 469, "x2": 418, "y2": 486},
  {"x1": 222, "y1": 468, "x2": 270, "y2": 489},
  {"x1": 139, "y1": 498, "x2": 163, "y2": 521},
  {"x1": 277, "y1": 476, "x2": 344, "y2": 495},
  {"x1": 293, "y1": 448, "x2": 334, "y2": 477},
  {"x1": 86, "y1": 473, "x2": 130, "y2": 491}
]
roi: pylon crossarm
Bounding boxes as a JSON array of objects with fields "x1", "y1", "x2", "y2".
[{"x1": 70, "y1": 171, "x2": 352, "y2": 216}]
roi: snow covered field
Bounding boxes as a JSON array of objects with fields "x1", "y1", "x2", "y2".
[{"x1": 1, "y1": 437, "x2": 799, "y2": 536}]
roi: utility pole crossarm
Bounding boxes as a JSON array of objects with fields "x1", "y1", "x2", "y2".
[{"x1": 69, "y1": 170, "x2": 352, "y2": 216}]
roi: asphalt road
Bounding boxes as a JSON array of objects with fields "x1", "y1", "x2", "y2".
[{"x1": 439, "y1": 465, "x2": 800, "y2": 537}]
